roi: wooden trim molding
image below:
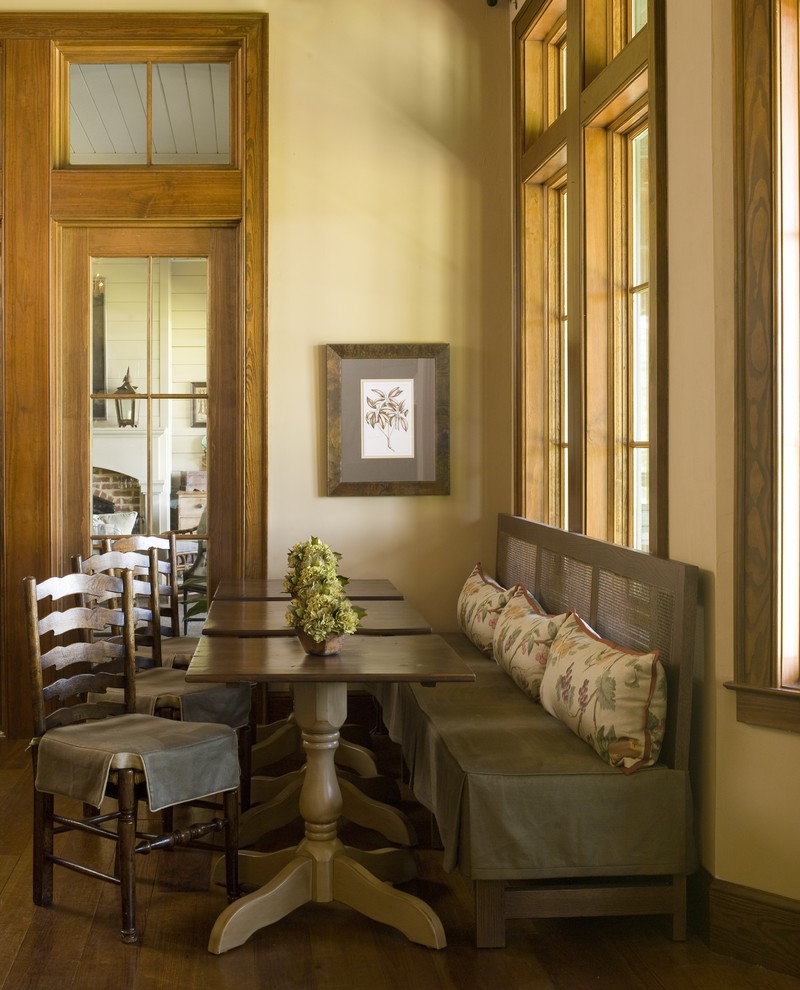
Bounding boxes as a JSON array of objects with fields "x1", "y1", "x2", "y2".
[
  {"x1": 690, "y1": 870, "x2": 800, "y2": 981},
  {"x1": 730, "y1": 0, "x2": 800, "y2": 729}
]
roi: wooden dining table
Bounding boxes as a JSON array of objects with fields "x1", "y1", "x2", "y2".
[
  {"x1": 213, "y1": 577, "x2": 403, "y2": 601},
  {"x1": 201, "y1": 593, "x2": 434, "y2": 847},
  {"x1": 186, "y1": 633, "x2": 474, "y2": 954},
  {"x1": 186, "y1": 634, "x2": 475, "y2": 953},
  {"x1": 202, "y1": 597, "x2": 432, "y2": 637}
]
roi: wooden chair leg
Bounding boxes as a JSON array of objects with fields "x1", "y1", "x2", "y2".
[
  {"x1": 222, "y1": 788, "x2": 240, "y2": 902},
  {"x1": 117, "y1": 769, "x2": 138, "y2": 943},
  {"x1": 238, "y1": 722, "x2": 253, "y2": 812},
  {"x1": 33, "y1": 788, "x2": 53, "y2": 906}
]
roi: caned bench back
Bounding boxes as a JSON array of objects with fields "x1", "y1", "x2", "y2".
[{"x1": 496, "y1": 514, "x2": 699, "y2": 771}]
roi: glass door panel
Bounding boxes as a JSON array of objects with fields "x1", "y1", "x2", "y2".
[{"x1": 90, "y1": 255, "x2": 208, "y2": 537}]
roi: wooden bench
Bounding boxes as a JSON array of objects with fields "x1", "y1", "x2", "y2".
[{"x1": 374, "y1": 513, "x2": 699, "y2": 947}]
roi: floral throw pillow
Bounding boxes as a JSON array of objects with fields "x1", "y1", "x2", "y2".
[
  {"x1": 493, "y1": 586, "x2": 568, "y2": 701},
  {"x1": 540, "y1": 612, "x2": 667, "y2": 772},
  {"x1": 456, "y1": 564, "x2": 515, "y2": 657}
]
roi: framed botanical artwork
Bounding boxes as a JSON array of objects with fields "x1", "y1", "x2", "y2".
[
  {"x1": 326, "y1": 343, "x2": 450, "y2": 496},
  {"x1": 191, "y1": 381, "x2": 208, "y2": 428}
]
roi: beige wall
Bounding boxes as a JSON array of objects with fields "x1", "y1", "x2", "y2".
[
  {"x1": 7, "y1": 0, "x2": 799, "y2": 907},
  {"x1": 262, "y1": 0, "x2": 514, "y2": 629}
]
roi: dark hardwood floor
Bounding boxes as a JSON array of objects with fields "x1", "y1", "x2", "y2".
[{"x1": 1, "y1": 730, "x2": 798, "y2": 990}]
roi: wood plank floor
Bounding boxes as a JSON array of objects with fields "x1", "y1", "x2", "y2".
[{"x1": 1, "y1": 732, "x2": 799, "y2": 990}]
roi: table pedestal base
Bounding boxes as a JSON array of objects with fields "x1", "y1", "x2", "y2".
[
  {"x1": 237, "y1": 770, "x2": 416, "y2": 847},
  {"x1": 207, "y1": 681, "x2": 445, "y2": 953},
  {"x1": 209, "y1": 839, "x2": 445, "y2": 953}
]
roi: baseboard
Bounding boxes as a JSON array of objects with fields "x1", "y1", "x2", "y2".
[{"x1": 690, "y1": 869, "x2": 800, "y2": 979}]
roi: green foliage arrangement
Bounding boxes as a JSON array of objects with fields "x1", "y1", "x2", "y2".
[{"x1": 284, "y1": 536, "x2": 366, "y2": 643}]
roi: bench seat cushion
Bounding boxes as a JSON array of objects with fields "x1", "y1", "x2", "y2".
[{"x1": 374, "y1": 633, "x2": 696, "y2": 882}]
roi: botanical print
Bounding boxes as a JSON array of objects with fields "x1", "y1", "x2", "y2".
[{"x1": 361, "y1": 378, "x2": 414, "y2": 458}]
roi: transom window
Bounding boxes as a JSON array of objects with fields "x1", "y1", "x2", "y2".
[{"x1": 56, "y1": 46, "x2": 237, "y2": 167}]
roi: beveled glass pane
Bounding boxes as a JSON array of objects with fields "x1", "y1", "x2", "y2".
[
  {"x1": 70, "y1": 63, "x2": 147, "y2": 165},
  {"x1": 152, "y1": 63, "x2": 230, "y2": 165}
]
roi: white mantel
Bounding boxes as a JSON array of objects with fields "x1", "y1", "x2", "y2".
[{"x1": 92, "y1": 427, "x2": 169, "y2": 531}]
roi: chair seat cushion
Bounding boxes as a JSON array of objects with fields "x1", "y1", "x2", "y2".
[
  {"x1": 96, "y1": 668, "x2": 252, "y2": 728},
  {"x1": 35, "y1": 713, "x2": 239, "y2": 811}
]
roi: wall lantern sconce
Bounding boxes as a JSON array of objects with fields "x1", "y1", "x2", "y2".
[{"x1": 114, "y1": 367, "x2": 139, "y2": 428}]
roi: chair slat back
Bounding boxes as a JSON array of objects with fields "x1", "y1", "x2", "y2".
[
  {"x1": 74, "y1": 548, "x2": 164, "y2": 668},
  {"x1": 24, "y1": 568, "x2": 137, "y2": 737},
  {"x1": 108, "y1": 535, "x2": 181, "y2": 638}
]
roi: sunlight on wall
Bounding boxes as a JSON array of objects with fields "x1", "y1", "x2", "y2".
[{"x1": 266, "y1": 0, "x2": 513, "y2": 626}]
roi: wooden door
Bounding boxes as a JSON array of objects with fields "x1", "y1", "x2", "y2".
[
  {"x1": 0, "y1": 15, "x2": 267, "y2": 738},
  {"x1": 58, "y1": 225, "x2": 244, "y2": 593}
]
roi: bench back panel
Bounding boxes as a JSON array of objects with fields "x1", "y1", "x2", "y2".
[{"x1": 495, "y1": 514, "x2": 699, "y2": 772}]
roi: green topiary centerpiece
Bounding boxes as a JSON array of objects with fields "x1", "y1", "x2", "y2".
[{"x1": 284, "y1": 536, "x2": 365, "y2": 654}]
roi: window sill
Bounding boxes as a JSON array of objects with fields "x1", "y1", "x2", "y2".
[{"x1": 724, "y1": 682, "x2": 800, "y2": 733}]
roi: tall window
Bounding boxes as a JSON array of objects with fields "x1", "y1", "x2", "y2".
[
  {"x1": 548, "y1": 181, "x2": 568, "y2": 527},
  {"x1": 514, "y1": 0, "x2": 666, "y2": 553},
  {"x1": 625, "y1": 126, "x2": 650, "y2": 550},
  {"x1": 731, "y1": 0, "x2": 800, "y2": 730}
]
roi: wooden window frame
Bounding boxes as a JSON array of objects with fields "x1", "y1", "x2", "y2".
[
  {"x1": 728, "y1": 0, "x2": 800, "y2": 731},
  {"x1": 514, "y1": 0, "x2": 666, "y2": 555}
]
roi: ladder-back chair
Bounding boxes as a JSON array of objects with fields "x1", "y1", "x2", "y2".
[
  {"x1": 75, "y1": 548, "x2": 253, "y2": 809},
  {"x1": 25, "y1": 567, "x2": 240, "y2": 943}
]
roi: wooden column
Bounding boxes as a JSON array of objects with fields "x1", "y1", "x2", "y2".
[{"x1": 2, "y1": 39, "x2": 52, "y2": 739}]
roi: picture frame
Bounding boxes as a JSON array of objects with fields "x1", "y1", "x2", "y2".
[
  {"x1": 191, "y1": 381, "x2": 208, "y2": 428},
  {"x1": 326, "y1": 343, "x2": 450, "y2": 496}
]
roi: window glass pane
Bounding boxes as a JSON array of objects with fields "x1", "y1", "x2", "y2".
[
  {"x1": 631, "y1": 129, "x2": 649, "y2": 286},
  {"x1": 152, "y1": 257, "x2": 209, "y2": 394},
  {"x1": 92, "y1": 258, "x2": 149, "y2": 408},
  {"x1": 70, "y1": 61, "x2": 230, "y2": 165},
  {"x1": 632, "y1": 288, "x2": 649, "y2": 441},
  {"x1": 91, "y1": 256, "x2": 208, "y2": 536},
  {"x1": 70, "y1": 64, "x2": 147, "y2": 165},
  {"x1": 152, "y1": 63, "x2": 230, "y2": 165},
  {"x1": 559, "y1": 40, "x2": 567, "y2": 114},
  {"x1": 92, "y1": 405, "x2": 148, "y2": 536},
  {"x1": 632, "y1": 447, "x2": 649, "y2": 552},
  {"x1": 631, "y1": 0, "x2": 648, "y2": 37}
]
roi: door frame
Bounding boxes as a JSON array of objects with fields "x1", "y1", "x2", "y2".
[{"x1": 0, "y1": 14, "x2": 267, "y2": 738}]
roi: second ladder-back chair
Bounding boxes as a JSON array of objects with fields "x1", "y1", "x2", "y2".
[
  {"x1": 105, "y1": 533, "x2": 201, "y2": 667},
  {"x1": 75, "y1": 548, "x2": 253, "y2": 809},
  {"x1": 25, "y1": 567, "x2": 240, "y2": 944}
]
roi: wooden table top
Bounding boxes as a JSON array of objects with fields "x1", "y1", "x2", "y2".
[
  {"x1": 212, "y1": 578, "x2": 403, "y2": 601},
  {"x1": 202, "y1": 598, "x2": 432, "y2": 637},
  {"x1": 186, "y1": 633, "x2": 475, "y2": 684}
]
